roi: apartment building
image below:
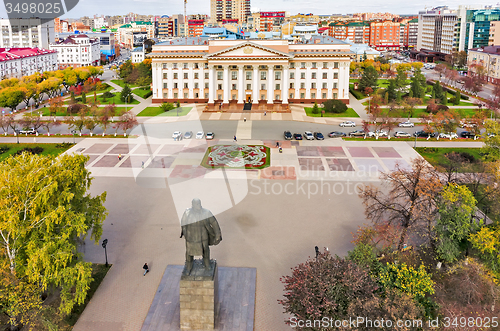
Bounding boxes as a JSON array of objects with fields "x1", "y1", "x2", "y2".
[
  {"x1": 210, "y1": 0, "x2": 251, "y2": 25},
  {"x1": 0, "y1": 48, "x2": 57, "y2": 79},
  {"x1": 328, "y1": 21, "x2": 370, "y2": 44},
  {"x1": 157, "y1": 15, "x2": 184, "y2": 38},
  {"x1": 468, "y1": 46, "x2": 500, "y2": 83},
  {"x1": 118, "y1": 21, "x2": 155, "y2": 48},
  {"x1": 0, "y1": 19, "x2": 55, "y2": 49},
  {"x1": 49, "y1": 34, "x2": 100, "y2": 69},
  {"x1": 369, "y1": 21, "x2": 402, "y2": 51},
  {"x1": 57, "y1": 32, "x2": 116, "y2": 60}
]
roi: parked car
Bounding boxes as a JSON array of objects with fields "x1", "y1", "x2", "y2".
[
  {"x1": 172, "y1": 131, "x2": 182, "y2": 140},
  {"x1": 184, "y1": 131, "x2": 193, "y2": 139},
  {"x1": 293, "y1": 133, "x2": 303, "y2": 140},
  {"x1": 196, "y1": 131, "x2": 204, "y2": 139},
  {"x1": 19, "y1": 128, "x2": 37, "y2": 134},
  {"x1": 349, "y1": 130, "x2": 367, "y2": 137},
  {"x1": 339, "y1": 121, "x2": 356, "y2": 127},
  {"x1": 398, "y1": 121, "x2": 414, "y2": 127},
  {"x1": 460, "y1": 131, "x2": 476, "y2": 138},
  {"x1": 328, "y1": 131, "x2": 346, "y2": 138},
  {"x1": 314, "y1": 132, "x2": 324, "y2": 140},
  {"x1": 284, "y1": 131, "x2": 293, "y2": 140},
  {"x1": 394, "y1": 131, "x2": 412, "y2": 138},
  {"x1": 439, "y1": 132, "x2": 458, "y2": 139},
  {"x1": 304, "y1": 131, "x2": 314, "y2": 140},
  {"x1": 206, "y1": 132, "x2": 214, "y2": 140},
  {"x1": 413, "y1": 130, "x2": 435, "y2": 138},
  {"x1": 460, "y1": 120, "x2": 477, "y2": 128},
  {"x1": 368, "y1": 130, "x2": 388, "y2": 137}
]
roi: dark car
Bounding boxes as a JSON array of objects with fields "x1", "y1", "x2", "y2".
[
  {"x1": 328, "y1": 131, "x2": 346, "y2": 138},
  {"x1": 461, "y1": 131, "x2": 476, "y2": 138},
  {"x1": 284, "y1": 131, "x2": 293, "y2": 140},
  {"x1": 413, "y1": 130, "x2": 436, "y2": 138},
  {"x1": 293, "y1": 133, "x2": 303, "y2": 140},
  {"x1": 314, "y1": 132, "x2": 324, "y2": 140},
  {"x1": 349, "y1": 130, "x2": 367, "y2": 137}
]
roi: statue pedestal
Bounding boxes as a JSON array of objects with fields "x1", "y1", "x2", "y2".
[{"x1": 179, "y1": 260, "x2": 218, "y2": 330}]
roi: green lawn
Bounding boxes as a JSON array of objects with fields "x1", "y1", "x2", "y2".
[
  {"x1": 350, "y1": 79, "x2": 392, "y2": 88},
  {"x1": 304, "y1": 107, "x2": 359, "y2": 118},
  {"x1": 132, "y1": 87, "x2": 152, "y2": 98},
  {"x1": 138, "y1": 106, "x2": 192, "y2": 117},
  {"x1": 42, "y1": 107, "x2": 129, "y2": 116},
  {"x1": 0, "y1": 143, "x2": 74, "y2": 162},
  {"x1": 111, "y1": 79, "x2": 140, "y2": 88},
  {"x1": 379, "y1": 107, "x2": 480, "y2": 118},
  {"x1": 415, "y1": 147, "x2": 484, "y2": 172},
  {"x1": 96, "y1": 93, "x2": 140, "y2": 105}
]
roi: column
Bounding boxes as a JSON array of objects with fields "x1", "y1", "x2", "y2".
[
  {"x1": 327, "y1": 63, "x2": 333, "y2": 99},
  {"x1": 283, "y1": 65, "x2": 289, "y2": 104},
  {"x1": 295, "y1": 66, "x2": 300, "y2": 100},
  {"x1": 199, "y1": 64, "x2": 205, "y2": 100},
  {"x1": 237, "y1": 65, "x2": 244, "y2": 104},
  {"x1": 317, "y1": 66, "x2": 322, "y2": 100},
  {"x1": 152, "y1": 62, "x2": 159, "y2": 98},
  {"x1": 168, "y1": 64, "x2": 174, "y2": 99},
  {"x1": 223, "y1": 65, "x2": 229, "y2": 104},
  {"x1": 252, "y1": 65, "x2": 259, "y2": 104},
  {"x1": 267, "y1": 65, "x2": 274, "y2": 104},
  {"x1": 188, "y1": 63, "x2": 194, "y2": 99},
  {"x1": 208, "y1": 65, "x2": 215, "y2": 104},
  {"x1": 305, "y1": 63, "x2": 311, "y2": 99},
  {"x1": 178, "y1": 66, "x2": 184, "y2": 100},
  {"x1": 343, "y1": 62, "x2": 350, "y2": 99}
]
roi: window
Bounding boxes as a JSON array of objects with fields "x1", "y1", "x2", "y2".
[
  {"x1": 300, "y1": 93, "x2": 305, "y2": 99},
  {"x1": 231, "y1": 71, "x2": 237, "y2": 80},
  {"x1": 322, "y1": 93, "x2": 327, "y2": 99},
  {"x1": 232, "y1": 94, "x2": 236, "y2": 100},
  {"x1": 194, "y1": 63, "x2": 199, "y2": 69},
  {"x1": 205, "y1": 83, "x2": 209, "y2": 88},
  {"x1": 261, "y1": 84, "x2": 266, "y2": 90},
  {"x1": 290, "y1": 83, "x2": 294, "y2": 88},
  {"x1": 334, "y1": 62, "x2": 339, "y2": 68},
  {"x1": 195, "y1": 93, "x2": 199, "y2": 98},
  {"x1": 174, "y1": 83, "x2": 178, "y2": 88},
  {"x1": 184, "y1": 73, "x2": 188, "y2": 79},
  {"x1": 311, "y1": 93, "x2": 316, "y2": 99},
  {"x1": 184, "y1": 93, "x2": 188, "y2": 98},
  {"x1": 333, "y1": 93, "x2": 338, "y2": 99},
  {"x1": 323, "y1": 62, "x2": 328, "y2": 68},
  {"x1": 217, "y1": 72, "x2": 223, "y2": 80},
  {"x1": 163, "y1": 63, "x2": 168, "y2": 69},
  {"x1": 261, "y1": 94, "x2": 265, "y2": 100},
  {"x1": 204, "y1": 73, "x2": 209, "y2": 79},
  {"x1": 312, "y1": 72, "x2": 316, "y2": 79},
  {"x1": 174, "y1": 92, "x2": 178, "y2": 98},
  {"x1": 218, "y1": 94, "x2": 222, "y2": 100},
  {"x1": 275, "y1": 72, "x2": 281, "y2": 80},
  {"x1": 312, "y1": 62, "x2": 317, "y2": 68},
  {"x1": 322, "y1": 73, "x2": 327, "y2": 79},
  {"x1": 173, "y1": 63, "x2": 178, "y2": 69},
  {"x1": 194, "y1": 73, "x2": 199, "y2": 79},
  {"x1": 334, "y1": 73, "x2": 338, "y2": 79},
  {"x1": 183, "y1": 63, "x2": 188, "y2": 69},
  {"x1": 300, "y1": 73, "x2": 305, "y2": 79},
  {"x1": 290, "y1": 62, "x2": 295, "y2": 68},
  {"x1": 194, "y1": 83, "x2": 199, "y2": 89},
  {"x1": 290, "y1": 93, "x2": 294, "y2": 99},
  {"x1": 174, "y1": 73, "x2": 178, "y2": 79},
  {"x1": 261, "y1": 71, "x2": 266, "y2": 80},
  {"x1": 311, "y1": 83, "x2": 316, "y2": 89},
  {"x1": 218, "y1": 84, "x2": 222, "y2": 90},
  {"x1": 205, "y1": 93, "x2": 209, "y2": 98},
  {"x1": 246, "y1": 71, "x2": 252, "y2": 80},
  {"x1": 163, "y1": 73, "x2": 168, "y2": 79},
  {"x1": 300, "y1": 83, "x2": 305, "y2": 89},
  {"x1": 204, "y1": 63, "x2": 208, "y2": 69},
  {"x1": 301, "y1": 62, "x2": 306, "y2": 68},
  {"x1": 232, "y1": 84, "x2": 237, "y2": 90},
  {"x1": 322, "y1": 83, "x2": 327, "y2": 89},
  {"x1": 163, "y1": 83, "x2": 168, "y2": 88},
  {"x1": 184, "y1": 83, "x2": 188, "y2": 88},
  {"x1": 163, "y1": 93, "x2": 168, "y2": 98},
  {"x1": 275, "y1": 94, "x2": 280, "y2": 100},
  {"x1": 275, "y1": 84, "x2": 280, "y2": 90},
  {"x1": 290, "y1": 72, "x2": 295, "y2": 79},
  {"x1": 333, "y1": 82, "x2": 338, "y2": 89}
]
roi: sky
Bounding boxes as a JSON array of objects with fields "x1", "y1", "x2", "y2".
[{"x1": 0, "y1": 0, "x2": 499, "y2": 20}]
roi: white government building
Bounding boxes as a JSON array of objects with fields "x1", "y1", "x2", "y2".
[{"x1": 149, "y1": 36, "x2": 353, "y2": 111}]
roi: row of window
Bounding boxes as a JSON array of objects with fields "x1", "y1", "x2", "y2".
[
  {"x1": 163, "y1": 71, "x2": 339, "y2": 80},
  {"x1": 163, "y1": 61, "x2": 342, "y2": 69},
  {"x1": 163, "y1": 92, "x2": 339, "y2": 100},
  {"x1": 163, "y1": 82, "x2": 339, "y2": 90}
]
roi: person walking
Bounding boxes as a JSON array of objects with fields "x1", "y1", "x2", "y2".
[
  {"x1": 279, "y1": 146, "x2": 283, "y2": 153},
  {"x1": 233, "y1": 135, "x2": 237, "y2": 142},
  {"x1": 315, "y1": 246, "x2": 319, "y2": 259},
  {"x1": 264, "y1": 111, "x2": 267, "y2": 116},
  {"x1": 143, "y1": 263, "x2": 149, "y2": 276},
  {"x1": 276, "y1": 141, "x2": 280, "y2": 148},
  {"x1": 118, "y1": 154, "x2": 122, "y2": 161}
]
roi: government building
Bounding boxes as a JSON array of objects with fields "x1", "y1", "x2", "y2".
[{"x1": 149, "y1": 36, "x2": 353, "y2": 111}]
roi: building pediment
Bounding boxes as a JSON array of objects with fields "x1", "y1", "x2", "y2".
[{"x1": 206, "y1": 42, "x2": 291, "y2": 59}]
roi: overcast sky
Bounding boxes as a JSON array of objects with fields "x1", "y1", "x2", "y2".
[{"x1": 0, "y1": 0, "x2": 498, "y2": 20}]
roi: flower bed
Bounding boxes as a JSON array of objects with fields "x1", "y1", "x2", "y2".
[{"x1": 201, "y1": 145, "x2": 270, "y2": 169}]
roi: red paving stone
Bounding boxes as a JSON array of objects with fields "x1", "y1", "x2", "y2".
[
  {"x1": 109, "y1": 144, "x2": 136, "y2": 154},
  {"x1": 169, "y1": 165, "x2": 207, "y2": 179},
  {"x1": 319, "y1": 146, "x2": 346, "y2": 157},
  {"x1": 298, "y1": 158, "x2": 324, "y2": 171},
  {"x1": 92, "y1": 155, "x2": 120, "y2": 167},
  {"x1": 372, "y1": 147, "x2": 402, "y2": 158},
  {"x1": 326, "y1": 158, "x2": 354, "y2": 171},
  {"x1": 347, "y1": 147, "x2": 374, "y2": 157},
  {"x1": 260, "y1": 166, "x2": 297, "y2": 180},
  {"x1": 157, "y1": 145, "x2": 184, "y2": 155},
  {"x1": 132, "y1": 144, "x2": 161, "y2": 155},
  {"x1": 85, "y1": 155, "x2": 99, "y2": 166},
  {"x1": 119, "y1": 156, "x2": 150, "y2": 168},
  {"x1": 296, "y1": 146, "x2": 321, "y2": 157},
  {"x1": 83, "y1": 143, "x2": 113, "y2": 154},
  {"x1": 148, "y1": 156, "x2": 176, "y2": 168}
]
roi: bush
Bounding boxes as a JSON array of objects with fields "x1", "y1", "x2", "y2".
[
  {"x1": 14, "y1": 147, "x2": 44, "y2": 156},
  {"x1": 437, "y1": 105, "x2": 449, "y2": 111},
  {"x1": 143, "y1": 91, "x2": 152, "y2": 98},
  {"x1": 420, "y1": 147, "x2": 438, "y2": 153},
  {"x1": 460, "y1": 94, "x2": 469, "y2": 100},
  {"x1": 0, "y1": 146, "x2": 10, "y2": 154},
  {"x1": 323, "y1": 99, "x2": 348, "y2": 113},
  {"x1": 102, "y1": 91, "x2": 115, "y2": 99},
  {"x1": 55, "y1": 142, "x2": 74, "y2": 149},
  {"x1": 67, "y1": 104, "x2": 88, "y2": 115},
  {"x1": 98, "y1": 83, "x2": 110, "y2": 91},
  {"x1": 349, "y1": 86, "x2": 364, "y2": 100}
]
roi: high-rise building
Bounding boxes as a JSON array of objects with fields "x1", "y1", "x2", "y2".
[
  {"x1": 489, "y1": 21, "x2": 500, "y2": 45},
  {"x1": 0, "y1": 19, "x2": 55, "y2": 49},
  {"x1": 369, "y1": 21, "x2": 402, "y2": 51},
  {"x1": 210, "y1": 0, "x2": 251, "y2": 25}
]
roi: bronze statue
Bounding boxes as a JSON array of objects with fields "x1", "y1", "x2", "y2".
[{"x1": 180, "y1": 199, "x2": 222, "y2": 276}]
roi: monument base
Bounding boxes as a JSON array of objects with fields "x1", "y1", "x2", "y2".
[{"x1": 180, "y1": 259, "x2": 218, "y2": 330}]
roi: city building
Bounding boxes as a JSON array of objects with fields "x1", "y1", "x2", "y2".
[
  {"x1": 344, "y1": 40, "x2": 381, "y2": 61},
  {"x1": 468, "y1": 46, "x2": 500, "y2": 83},
  {"x1": 286, "y1": 13, "x2": 320, "y2": 24},
  {"x1": 57, "y1": 32, "x2": 116, "y2": 60},
  {"x1": 463, "y1": 9, "x2": 500, "y2": 50},
  {"x1": 157, "y1": 15, "x2": 183, "y2": 38},
  {"x1": 118, "y1": 21, "x2": 155, "y2": 49},
  {"x1": 149, "y1": 36, "x2": 353, "y2": 110},
  {"x1": 188, "y1": 20, "x2": 206, "y2": 37},
  {"x1": 0, "y1": 19, "x2": 55, "y2": 49},
  {"x1": 353, "y1": 12, "x2": 400, "y2": 21},
  {"x1": 328, "y1": 21, "x2": 370, "y2": 44},
  {"x1": 369, "y1": 21, "x2": 402, "y2": 51},
  {"x1": 258, "y1": 12, "x2": 287, "y2": 32},
  {"x1": 210, "y1": 0, "x2": 251, "y2": 25},
  {"x1": 290, "y1": 25, "x2": 318, "y2": 42},
  {"x1": 200, "y1": 27, "x2": 245, "y2": 40},
  {"x1": 0, "y1": 48, "x2": 57, "y2": 79},
  {"x1": 489, "y1": 21, "x2": 500, "y2": 45},
  {"x1": 49, "y1": 34, "x2": 100, "y2": 69},
  {"x1": 54, "y1": 18, "x2": 73, "y2": 34},
  {"x1": 131, "y1": 46, "x2": 145, "y2": 63}
]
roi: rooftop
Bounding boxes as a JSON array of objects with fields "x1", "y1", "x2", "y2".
[{"x1": 0, "y1": 47, "x2": 56, "y2": 62}]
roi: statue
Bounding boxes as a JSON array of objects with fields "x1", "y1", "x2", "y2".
[{"x1": 180, "y1": 198, "x2": 222, "y2": 276}]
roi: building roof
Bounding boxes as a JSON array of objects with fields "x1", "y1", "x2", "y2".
[
  {"x1": 0, "y1": 48, "x2": 56, "y2": 62},
  {"x1": 470, "y1": 45, "x2": 500, "y2": 54},
  {"x1": 132, "y1": 47, "x2": 144, "y2": 52}
]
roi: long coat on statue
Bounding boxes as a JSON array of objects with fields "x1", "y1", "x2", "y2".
[{"x1": 180, "y1": 207, "x2": 222, "y2": 257}]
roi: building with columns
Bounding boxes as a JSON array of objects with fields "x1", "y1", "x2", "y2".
[{"x1": 149, "y1": 36, "x2": 353, "y2": 111}]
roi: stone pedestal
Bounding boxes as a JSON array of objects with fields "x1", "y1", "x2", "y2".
[{"x1": 179, "y1": 260, "x2": 218, "y2": 330}]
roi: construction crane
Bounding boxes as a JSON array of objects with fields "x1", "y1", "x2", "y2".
[{"x1": 184, "y1": 0, "x2": 188, "y2": 39}]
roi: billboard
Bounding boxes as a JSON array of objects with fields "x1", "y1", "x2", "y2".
[{"x1": 133, "y1": 32, "x2": 147, "y2": 46}]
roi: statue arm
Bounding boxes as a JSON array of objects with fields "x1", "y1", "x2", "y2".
[{"x1": 207, "y1": 217, "x2": 222, "y2": 244}]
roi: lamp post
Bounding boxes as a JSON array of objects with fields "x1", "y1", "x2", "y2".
[
  {"x1": 101, "y1": 239, "x2": 109, "y2": 267},
  {"x1": 71, "y1": 130, "x2": 76, "y2": 144}
]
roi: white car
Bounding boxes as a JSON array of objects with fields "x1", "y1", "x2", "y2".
[
  {"x1": 206, "y1": 132, "x2": 214, "y2": 140},
  {"x1": 196, "y1": 131, "x2": 205, "y2": 139},
  {"x1": 398, "y1": 121, "x2": 414, "y2": 127},
  {"x1": 339, "y1": 121, "x2": 356, "y2": 127},
  {"x1": 394, "y1": 131, "x2": 412, "y2": 138},
  {"x1": 172, "y1": 131, "x2": 182, "y2": 140},
  {"x1": 304, "y1": 131, "x2": 314, "y2": 140},
  {"x1": 368, "y1": 130, "x2": 388, "y2": 137},
  {"x1": 439, "y1": 132, "x2": 458, "y2": 139}
]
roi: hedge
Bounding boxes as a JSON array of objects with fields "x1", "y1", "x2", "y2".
[
  {"x1": 143, "y1": 91, "x2": 153, "y2": 98},
  {"x1": 426, "y1": 80, "x2": 469, "y2": 100},
  {"x1": 349, "y1": 85, "x2": 365, "y2": 100}
]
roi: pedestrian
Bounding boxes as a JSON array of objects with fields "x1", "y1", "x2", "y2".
[
  {"x1": 233, "y1": 135, "x2": 237, "y2": 142},
  {"x1": 141, "y1": 161, "x2": 145, "y2": 169},
  {"x1": 276, "y1": 141, "x2": 280, "y2": 148},
  {"x1": 264, "y1": 111, "x2": 267, "y2": 116},
  {"x1": 244, "y1": 117, "x2": 246, "y2": 122},
  {"x1": 143, "y1": 262, "x2": 149, "y2": 276},
  {"x1": 219, "y1": 104, "x2": 222, "y2": 111},
  {"x1": 118, "y1": 154, "x2": 122, "y2": 161},
  {"x1": 279, "y1": 146, "x2": 283, "y2": 153},
  {"x1": 315, "y1": 246, "x2": 319, "y2": 259}
]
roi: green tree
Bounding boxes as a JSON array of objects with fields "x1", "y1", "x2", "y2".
[
  {"x1": 435, "y1": 185, "x2": 478, "y2": 263},
  {"x1": 379, "y1": 263, "x2": 435, "y2": 304},
  {"x1": 0, "y1": 87, "x2": 24, "y2": 111},
  {"x1": 482, "y1": 120, "x2": 500, "y2": 160},
  {"x1": 159, "y1": 102, "x2": 175, "y2": 112},
  {"x1": 323, "y1": 99, "x2": 347, "y2": 113},
  {"x1": 120, "y1": 84, "x2": 132, "y2": 103},
  {"x1": 470, "y1": 225, "x2": 500, "y2": 275},
  {"x1": 311, "y1": 101, "x2": 319, "y2": 114},
  {"x1": 81, "y1": 92, "x2": 87, "y2": 104},
  {"x1": 358, "y1": 66, "x2": 379, "y2": 93},
  {"x1": 0, "y1": 153, "x2": 107, "y2": 329},
  {"x1": 386, "y1": 79, "x2": 397, "y2": 102},
  {"x1": 410, "y1": 75, "x2": 423, "y2": 100},
  {"x1": 432, "y1": 81, "x2": 446, "y2": 105},
  {"x1": 395, "y1": 68, "x2": 407, "y2": 88},
  {"x1": 454, "y1": 89, "x2": 461, "y2": 105}
]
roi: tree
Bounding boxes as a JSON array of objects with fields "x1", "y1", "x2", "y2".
[
  {"x1": 0, "y1": 87, "x2": 24, "y2": 111},
  {"x1": 311, "y1": 101, "x2": 319, "y2": 114},
  {"x1": 359, "y1": 158, "x2": 442, "y2": 250},
  {"x1": 395, "y1": 68, "x2": 407, "y2": 89},
  {"x1": 98, "y1": 104, "x2": 116, "y2": 136},
  {"x1": 358, "y1": 65, "x2": 379, "y2": 93},
  {"x1": 453, "y1": 89, "x2": 460, "y2": 105},
  {"x1": 435, "y1": 185, "x2": 478, "y2": 263},
  {"x1": 386, "y1": 79, "x2": 397, "y2": 102},
  {"x1": 410, "y1": 75, "x2": 423, "y2": 99},
  {"x1": 432, "y1": 81, "x2": 446, "y2": 104},
  {"x1": 118, "y1": 111, "x2": 138, "y2": 136},
  {"x1": 0, "y1": 153, "x2": 107, "y2": 329},
  {"x1": 120, "y1": 84, "x2": 132, "y2": 103},
  {"x1": 159, "y1": 102, "x2": 174, "y2": 112},
  {"x1": 68, "y1": 109, "x2": 88, "y2": 136},
  {"x1": 279, "y1": 251, "x2": 378, "y2": 324},
  {"x1": 470, "y1": 225, "x2": 500, "y2": 275},
  {"x1": 19, "y1": 112, "x2": 44, "y2": 134},
  {"x1": 323, "y1": 99, "x2": 347, "y2": 113},
  {"x1": 402, "y1": 97, "x2": 420, "y2": 119}
]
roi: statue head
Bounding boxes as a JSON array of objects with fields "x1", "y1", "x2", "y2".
[{"x1": 191, "y1": 198, "x2": 202, "y2": 211}]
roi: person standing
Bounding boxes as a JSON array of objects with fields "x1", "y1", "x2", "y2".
[
  {"x1": 143, "y1": 263, "x2": 149, "y2": 276},
  {"x1": 233, "y1": 135, "x2": 237, "y2": 142},
  {"x1": 118, "y1": 154, "x2": 122, "y2": 161},
  {"x1": 315, "y1": 246, "x2": 319, "y2": 259}
]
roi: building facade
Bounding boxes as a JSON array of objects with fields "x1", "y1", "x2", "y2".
[
  {"x1": 210, "y1": 0, "x2": 251, "y2": 25},
  {"x1": 328, "y1": 21, "x2": 370, "y2": 44},
  {"x1": 468, "y1": 46, "x2": 500, "y2": 83},
  {"x1": 0, "y1": 48, "x2": 57, "y2": 79},
  {"x1": 0, "y1": 19, "x2": 55, "y2": 49},
  {"x1": 489, "y1": 21, "x2": 500, "y2": 45},
  {"x1": 49, "y1": 35, "x2": 100, "y2": 69},
  {"x1": 57, "y1": 32, "x2": 116, "y2": 60},
  {"x1": 369, "y1": 21, "x2": 402, "y2": 51},
  {"x1": 149, "y1": 37, "x2": 352, "y2": 110}
]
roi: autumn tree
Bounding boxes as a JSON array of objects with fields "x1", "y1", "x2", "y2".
[
  {"x1": 19, "y1": 112, "x2": 44, "y2": 134},
  {"x1": 0, "y1": 87, "x2": 24, "y2": 111},
  {"x1": 0, "y1": 153, "x2": 107, "y2": 329},
  {"x1": 482, "y1": 120, "x2": 500, "y2": 160},
  {"x1": 470, "y1": 225, "x2": 500, "y2": 276},
  {"x1": 98, "y1": 104, "x2": 116, "y2": 136},
  {"x1": 118, "y1": 111, "x2": 138, "y2": 136}
]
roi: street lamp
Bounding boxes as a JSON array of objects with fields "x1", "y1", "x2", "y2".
[
  {"x1": 71, "y1": 129, "x2": 76, "y2": 144},
  {"x1": 101, "y1": 239, "x2": 109, "y2": 267}
]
